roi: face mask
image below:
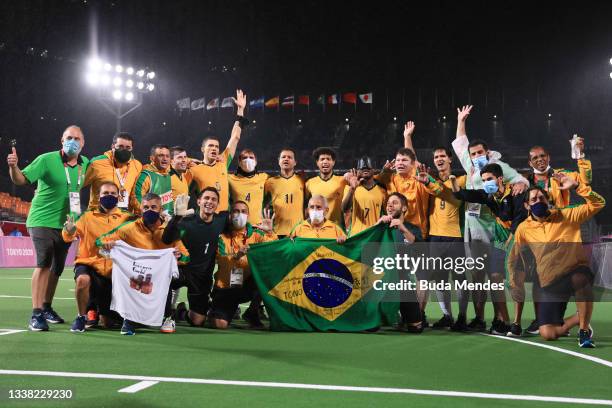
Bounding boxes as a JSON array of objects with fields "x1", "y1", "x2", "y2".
[
  {"x1": 231, "y1": 213, "x2": 248, "y2": 229},
  {"x1": 309, "y1": 209, "x2": 325, "y2": 224},
  {"x1": 63, "y1": 139, "x2": 81, "y2": 156},
  {"x1": 532, "y1": 165, "x2": 551, "y2": 175},
  {"x1": 530, "y1": 202, "x2": 549, "y2": 218},
  {"x1": 471, "y1": 155, "x2": 488, "y2": 171},
  {"x1": 143, "y1": 210, "x2": 160, "y2": 226},
  {"x1": 114, "y1": 148, "x2": 132, "y2": 164},
  {"x1": 100, "y1": 195, "x2": 118, "y2": 210},
  {"x1": 242, "y1": 158, "x2": 256, "y2": 172},
  {"x1": 483, "y1": 179, "x2": 499, "y2": 194}
]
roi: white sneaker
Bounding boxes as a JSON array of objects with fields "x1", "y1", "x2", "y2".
[{"x1": 160, "y1": 317, "x2": 175, "y2": 333}]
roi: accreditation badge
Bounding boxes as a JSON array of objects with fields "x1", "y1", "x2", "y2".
[
  {"x1": 69, "y1": 192, "x2": 81, "y2": 215},
  {"x1": 466, "y1": 202, "x2": 481, "y2": 217},
  {"x1": 118, "y1": 189, "x2": 129, "y2": 209},
  {"x1": 230, "y1": 267, "x2": 244, "y2": 288}
]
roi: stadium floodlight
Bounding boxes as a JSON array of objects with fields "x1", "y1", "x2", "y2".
[
  {"x1": 345, "y1": 118, "x2": 349, "y2": 122},
  {"x1": 609, "y1": 72, "x2": 612, "y2": 79},
  {"x1": 84, "y1": 57, "x2": 157, "y2": 132},
  {"x1": 393, "y1": 116, "x2": 397, "y2": 121},
  {"x1": 609, "y1": 58, "x2": 612, "y2": 65}
]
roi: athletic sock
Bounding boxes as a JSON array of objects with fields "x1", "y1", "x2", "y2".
[
  {"x1": 436, "y1": 289, "x2": 452, "y2": 318},
  {"x1": 32, "y1": 308, "x2": 42, "y2": 315},
  {"x1": 42, "y1": 302, "x2": 52, "y2": 311}
]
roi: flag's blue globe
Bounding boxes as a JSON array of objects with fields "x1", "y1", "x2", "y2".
[{"x1": 302, "y1": 259, "x2": 353, "y2": 308}]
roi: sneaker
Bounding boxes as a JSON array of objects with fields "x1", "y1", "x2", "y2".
[
  {"x1": 579, "y1": 329, "x2": 595, "y2": 348},
  {"x1": 467, "y1": 317, "x2": 486, "y2": 332},
  {"x1": 85, "y1": 310, "x2": 99, "y2": 328},
  {"x1": 405, "y1": 323, "x2": 424, "y2": 334},
  {"x1": 28, "y1": 314, "x2": 49, "y2": 331},
  {"x1": 120, "y1": 320, "x2": 135, "y2": 336},
  {"x1": 432, "y1": 314, "x2": 453, "y2": 329},
  {"x1": 451, "y1": 314, "x2": 468, "y2": 332},
  {"x1": 259, "y1": 305, "x2": 269, "y2": 321},
  {"x1": 421, "y1": 313, "x2": 430, "y2": 329},
  {"x1": 507, "y1": 323, "x2": 522, "y2": 337},
  {"x1": 160, "y1": 317, "x2": 176, "y2": 333},
  {"x1": 233, "y1": 307, "x2": 241, "y2": 321},
  {"x1": 242, "y1": 307, "x2": 264, "y2": 329},
  {"x1": 588, "y1": 324, "x2": 594, "y2": 339},
  {"x1": 524, "y1": 319, "x2": 539, "y2": 335},
  {"x1": 70, "y1": 315, "x2": 86, "y2": 333},
  {"x1": 489, "y1": 319, "x2": 509, "y2": 336},
  {"x1": 42, "y1": 308, "x2": 64, "y2": 324}
]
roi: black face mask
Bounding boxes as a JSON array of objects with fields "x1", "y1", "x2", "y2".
[{"x1": 114, "y1": 148, "x2": 132, "y2": 164}]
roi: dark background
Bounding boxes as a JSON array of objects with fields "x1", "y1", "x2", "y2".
[{"x1": 1, "y1": 0, "x2": 611, "y2": 229}]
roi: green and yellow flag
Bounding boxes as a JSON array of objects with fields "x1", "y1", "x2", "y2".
[{"x1": 248, "y1": 224, "x2": 398, "y2": 331}]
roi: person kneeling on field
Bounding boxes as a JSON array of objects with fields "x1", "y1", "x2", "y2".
[
  {"x1": 507, "y1": 174, "x2": 605, "y2": 348},
  {"x1": 208, "y1": 202, "x2": 277, "y2": 329},
  {"x1": 62, "y1": 182, "x2": 133, "y2": 332}
]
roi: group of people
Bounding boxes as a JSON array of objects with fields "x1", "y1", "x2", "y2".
[{"x1": 6, "y1": 90, "x2": 604, "y2": 348}]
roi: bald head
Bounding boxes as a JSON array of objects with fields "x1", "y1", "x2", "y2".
[
  {"x1": 61, "y1": 125, "x2": 85, "y2": 146},
  {"x1": 308, "y1": 194, "x2": 328, "y2": 210}
]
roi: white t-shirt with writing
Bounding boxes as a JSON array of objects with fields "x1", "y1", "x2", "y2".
[{"x1": 110, "y1": 241, "x2": 179, "y2": 326}]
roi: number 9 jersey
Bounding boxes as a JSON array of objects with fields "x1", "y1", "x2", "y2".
[{"x1": 264, "y1": 174, "x2": 305, "y2": 236}]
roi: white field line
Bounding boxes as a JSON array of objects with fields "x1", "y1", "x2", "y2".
[
  {"x1": 0, "y1": 277, "x2": 73, "y2": 281},
  {"x1": 118, "y1": 380, "x2": 159, "y2": 393},
  {"x1": 481, "y1": 333, "x2": 612, "y2": 368},
  {"x1": 0, "y1": 329, "x2": 26, "y2": 336},
  {"x1": 0, "y1": 295, "x2": 73, "y2": 300},
  {"x1": 0, "y1": 369, "x2": 611, "y2": 405}
]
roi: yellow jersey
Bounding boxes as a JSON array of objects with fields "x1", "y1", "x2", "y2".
[
  {"x1": 170, "y1": 168, "x2": 192, "y2": 201},
  {"x1": 290, "y1": 219, "x2": 346, "y2": 239},
  {"x1": 342, "y1": 183, "x2": 387, "y2": 236},
  {"x1": 189, "y1": 149, "x2": 232, "y2": 212},
  {"x1": 62, "y1": 208, "x2": 133, "y2": 277},
  {"x1": 428, "y1": 175, "x2": 465, "y2": 238},
  {"x1": 228, "y1": 172, "x2": 269, "y2": 225},
  {"x1": 264, "y1": 174, "x2": 305, "y2": 236},
  {"x1": 83, "y1": 151, "x2": 143, "y2": 212},
  {"x1": 305, "y1": 175, "x2": 347, "y2": 225},
  {"x1": 215, "y1": 225, "x2": 277, "y2": 288}
]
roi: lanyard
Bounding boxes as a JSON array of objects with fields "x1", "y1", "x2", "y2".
[
  {"x1": 114, "y1": 164, "x2": 130, "y2": 189},
  {"x1": 64, "y1": 164, "x2": 82, "y2": 190}
]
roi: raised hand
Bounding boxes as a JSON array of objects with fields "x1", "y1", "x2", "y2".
[
  {"x1": 403, "y1": 121, "x2": 415, "y2": 139},
  {"x1": 382, "y1": 159, "x2": 396, "y2": 173},
  {"x1": 235, "y1": 89, "x2": 247, "y2": 116},
  {"x1": 174, "y1": 194, "x2": 195, "y2": 217},
  {"x1": 64, "y1": 215, "x2": 76, "y2": 234},
  {"x1": 511, "y1": 182, "x2": 527, "y2": 196},
  {"x1": 457, "y1": 105, "x2": 473, "y2": 122},
  {"x1": 348, "y1": 168, "x2": 360, "y2": 189},
  {"x1": 552, "y1": 172, "x2": 578, "y2": 190},
  {"x1": 7, "y1": 147, "x2": 18, "y2": 168},
  {"x1": 254, "y1": 208, "x2": 275, "y2": 233},
  {"x1": 416, "y1": 163, "x2": 431, "y2": 184},
  {"x1": 575, "y1": 135, "x2": 585, "y2": 154}
]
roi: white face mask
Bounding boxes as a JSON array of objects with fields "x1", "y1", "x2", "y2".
[
  {"x1": 242, "y1": 158, "x2": 256, "y2": 172},
  {"x1": 309, "y1": 209, "x2": 325, "y2": 224},
  {"x1": 532, "y1": 165, "x2": 551, "y2": 175},
  {"x1": 231, "y1": 213, "x2": 248, "y2": 229}
]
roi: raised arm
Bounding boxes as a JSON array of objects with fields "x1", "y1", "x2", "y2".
[
  {"x1": 7, "y1": 147, "x2": 27, "y2": 186},
  {"x1": 403, "y1": 121, "x2": 416, "y2": 154},
  {"x1": 341, "y1": 170, "x2": 359, "y2": 213},
  {"x1": 452, "y1": 106, "x2": 474, "y2": 174},
  {"x1": 555, "y1": 174, "x2": 605, "y2": 224},
  {"x1": 226, "y1": 89, "x2": 247, "y2": 159}
]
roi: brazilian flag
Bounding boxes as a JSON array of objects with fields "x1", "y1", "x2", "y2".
[{"x1": 248, "y1": 224, "x2": 398, "y2": 331}]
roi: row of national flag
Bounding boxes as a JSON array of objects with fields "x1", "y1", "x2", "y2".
[{"x1": 177, "y1": 92, "x2": 373, "y2": 111}]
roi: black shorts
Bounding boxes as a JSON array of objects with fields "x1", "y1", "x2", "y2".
[
  {"x1": 427, "y1": 235, "x2": 466, "y2": 282},
  {"x1": 28, "y1": 227, "x2": 71, "y2": 276},
  {"x1": 209, "y1": 280, "x2": 256, "y2": 323},
  {"x1": 170, "y1": 265, "x2": 214, "y2": 315},
  {"x1": 536, "y1": 266, "x2": 594, "y2": 326},
  {"x1": 74, "y1": 264, "x2": 112, "y2": 315}
]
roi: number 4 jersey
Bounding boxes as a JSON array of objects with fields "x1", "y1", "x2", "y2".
[{"x1": 110, "y1": 241, "x2": 179, "y2": 326}]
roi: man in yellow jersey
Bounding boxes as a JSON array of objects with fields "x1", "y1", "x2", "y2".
[
  {"x1": 83, "y1": 132, "x2": 142, "y2": 212},
  {"x1": 229, "y1": 148, "x2": 269, "y2": 225},
  {"x1": 98, "y1": 193, "x2": 189, "y2": 335},
  {"x1": 133, "y1": 145, "x2": 174, "y2": 215},
  {"x1": 341, "y1": 156, "x2": 386, "y2": 236},
  {"x1": 404, "y1": 121, "x2": 470, "y2": 330},
  {"x1": 305, "y1": 147, "x2": 347, "y2": 227},
  {"x1": 190, "y1": 89, "x2": 248, "y2": 212},
  {"x1": 210, "y1": 202, "x2": 276, "y2": 329},
  {"x1": 507, "y1": 176, "x2": 605, "y2": 348},
  {"x1": 62, "y1": 182, "x2": 133, "y2": 332},
  {"x1": 265, "y1": 148, "x2": 305, "y2": 237},
  {"x1": 377, "y1": 147, "x2": 443, "y2": 239},
  {"x1": 169, "y1": 146, "x2": 192, "y2": 201},
  {"x1": 290, "y1": 195, "x2": 346, "y2": 242}
]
